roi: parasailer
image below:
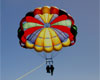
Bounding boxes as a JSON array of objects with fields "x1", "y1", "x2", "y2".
[{"x1": 17, "y1": 6, "x2": 77, "y2": 75}]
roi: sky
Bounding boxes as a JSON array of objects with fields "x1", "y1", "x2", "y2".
[{"x1": 1, "y1": 0, "x2": 99, "y2": 80}]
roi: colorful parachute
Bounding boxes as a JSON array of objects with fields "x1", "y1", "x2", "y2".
[{"x1": 18, "y1": 6, "x2": 77, "y2": 52}]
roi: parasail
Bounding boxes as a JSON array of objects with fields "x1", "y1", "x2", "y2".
[
  {"x1": 17, "y1": 6, "x2": 78, "y2": 76},
  {"x1": 18, "y1": 6, "x2": 77, "y2": 53}
]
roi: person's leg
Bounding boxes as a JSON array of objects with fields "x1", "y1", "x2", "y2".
[
  {"x1": 51, "y1": 72, "x2": 53, "y2": 75},
  {"x1": 46, "y1": 65, "x2": 51, "y2": 73}
]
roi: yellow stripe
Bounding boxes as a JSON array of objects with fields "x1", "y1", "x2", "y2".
[
  {"x1": 39, "y1": 14, "x2": 53, "y2": 23},
  {"x1": 44, "y1": 28, "x2": 53, "y2": 52},
  {"x1": 48, "y1": 28, "x2": 61, "y2": 45},
  {"x1": 48, "y1": 14, "x2": 53, "y2": 23},
  {"x1": 39, "y1": 14, "x2": 46, "y2": 23},
  {"x1": 62, "y1": 38, "x2": 71, "y2": 47},
  {"x1": 48, "y1": 28, "x2": 62, "y2": 50},
  {"x1": 54, "y1": 44, "x2": 62, "y2": 51},
  {"x1": 25, "y1": 41, "x2": 34, "y2": 48},
  {"x1": 34, "y1": 28, "x2": 46, "y2": 52}
]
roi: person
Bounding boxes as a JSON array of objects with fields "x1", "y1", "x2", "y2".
[
  {"x1": 50, "y1": 65, "x2": 54, "y2": 76},
  {"x1": 46, "y1": 65, "x2": 50, "y2": 73}
]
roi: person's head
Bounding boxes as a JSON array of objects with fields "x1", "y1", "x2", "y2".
[{"x1": 51, "y1": 65, "x2": 53, "y2": 67}]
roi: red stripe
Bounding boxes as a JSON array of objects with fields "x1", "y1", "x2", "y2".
[
  {"x1": 21, "y1": 26, "x2": 43, "y2": 43},
  {"x1": 51, "y1": 25, "x2": 74, "y2": 41},
  {"x1": 50, "y1": 15, "x2": 68, "y2": 24},
  {"x1": 20, "y1": 17, "x2": 26, "y2": 31},
  {"x1": 26, "y1": 16, "x2": 44, "y2": 25},
  {"x1": 50, "y1": 7, "x2": 59, "y2": 14},
  {"x1": 33, "y1": 9, "x2": 42, "y2": 15}
]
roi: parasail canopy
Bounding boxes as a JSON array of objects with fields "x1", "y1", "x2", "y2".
[{"x1": 18, "y1": 6, "x2": 77, "y2": 53}]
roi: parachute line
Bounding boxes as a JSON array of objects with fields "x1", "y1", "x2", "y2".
[
  {"x1": 30, "y1": 50, "x2": 46, "y2": 59},
  {"x1": 16, "y1": 62, "x2": 45, "y2": 80},
  {"x1": 51, "y1": 51, "x2": 62, "y2": 59}
]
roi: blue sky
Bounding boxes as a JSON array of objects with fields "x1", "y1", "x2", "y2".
[{"x1": 1, "y1": 0, "x2": 99, "y2": 80}]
